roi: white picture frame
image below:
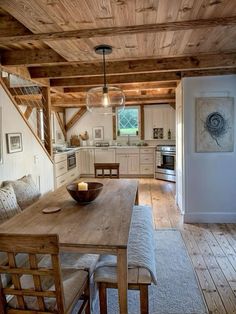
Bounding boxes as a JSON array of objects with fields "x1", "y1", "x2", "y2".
[
  {"x1": 93, "y1": 127, "x2": 104, "y2": 141},
  {"x1": 6, "y1": 133, "x2": 23, "y2": 153}
]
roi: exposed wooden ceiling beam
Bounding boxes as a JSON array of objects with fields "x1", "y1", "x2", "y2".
[
  {"x1": 29, "y1": 52, "x2": 236, "y2": 78},
  {"x1": 50, "y1": 72, "x2": 180, "y2": 87},
  {"x1": 0, "y1": 16, "x2": 235, "y2": 45},
  {"x1": 1, "y1": 49, "x2": 67, "y2": 67},
  {"x1": 66, "y1": 108, "x2": 87, "y2": 131},
  {"x1": 64, "y1": 82, "x2": 178, "y2": 93},
  {"x1": 181, "y1": 68, "x2": 236, "y2": 77},
  {"x1": 55, "y1": 112, "x2": 66, "y2": 139},
  {"x1": 52, "y1": 94, "x2": 175, "y2": 107}
]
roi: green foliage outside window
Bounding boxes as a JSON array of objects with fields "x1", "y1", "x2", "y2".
[{"x1": 117, "y1": 108, "x2": 139, "y2": 136}]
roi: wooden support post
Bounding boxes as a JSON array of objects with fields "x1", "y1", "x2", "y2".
[
  {"x1": 24, "y1": 107, "x2": 33, "y2": 120},
  {"x1": 41, "y1": 86, "x2": 52, "y2": 156},
  {"x1": 140, "y1": 105, "x2": 144, "y2": 140},
  {"x1": 55, "y1": 112, "x2": 66, "y2": 139}
]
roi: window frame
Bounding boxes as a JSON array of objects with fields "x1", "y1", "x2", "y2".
[{"x1": 116, "y1": 106, "x2": 140, "y2": 139}]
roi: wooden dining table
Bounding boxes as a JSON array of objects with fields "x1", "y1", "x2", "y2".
[{"x1": 0, "y1": 178, "x2": 139, "y2": 314}]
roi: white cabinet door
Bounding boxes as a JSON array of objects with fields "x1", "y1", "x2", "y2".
[
  {"x1": 116, "y1": 154, "x2": 128, "y2": 174},
  {"x1": 80, "y1": 149, "x2": 95, "y2": 175},
  {"x1": 128, "y1": 154, "x2": 140, "y2": 174},
  {"x1": 88, "y1": 149, "x2": 95, "y2": 174},
  {"x1": 94, "y1": 148, "x2": 115, "y2": 163},
  {"x1": 76, "y1": 151, "x2": 81, "y2": 177},
  {"x1": 144, "y1": 108, "x2": 153, "y2": 140}
]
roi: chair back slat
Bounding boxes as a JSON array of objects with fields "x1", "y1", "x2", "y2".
[
  {"x1": 0, "y1": 233, "x2": 65, "y2": 313},
  {"x1": 29, "y1": 253, "x2": 45, "y2": 311},
  {"x1": 8, "y1": 253, "x2": 25, "y2": 310}
]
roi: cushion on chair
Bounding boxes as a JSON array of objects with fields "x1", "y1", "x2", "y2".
[
  {"x1": 3, "y1": 175, "x2": 41, "y2": 210},
  {"x1": 8, "y1": 268, "x2": 88, "y2": 311},
  {"x1": 0, "y1": 184, "x2": 21, "y2": 223},
  {"x1": 39, "y1": 252, "x2": 99, "y2": 277}
]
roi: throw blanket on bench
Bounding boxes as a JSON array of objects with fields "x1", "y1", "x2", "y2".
[{"x1": 95, "y1": 205, "x2": 157, "y2": 284}]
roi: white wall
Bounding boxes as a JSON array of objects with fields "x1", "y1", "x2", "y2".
[
  {"x1": 183, "y1": 75, "x2": 236, "y2": 223},
  {"x1": 66, "y1": 107, "x2": 114, "y2": 144},
  {"x1": 0, "y1": 85, "x2": 54, "y2": 194}
]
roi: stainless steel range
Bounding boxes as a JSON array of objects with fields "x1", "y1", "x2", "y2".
[{"x1": 155, "y1": 145, "x2": 176, "y2": 182}]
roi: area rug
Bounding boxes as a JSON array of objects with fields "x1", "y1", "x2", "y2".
[{"x1": 92, "y1": 230, "x2": 208, "y2": 314}]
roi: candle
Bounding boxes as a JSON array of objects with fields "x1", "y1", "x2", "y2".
[{"x1": 78, "y1": 182, "x2": 88, "y2": 191}]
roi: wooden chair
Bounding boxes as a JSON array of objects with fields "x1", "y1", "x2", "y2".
[
  {"x1": 0, "y1": 233, "x2": 90, "y2": 314},
  {"x1": 94, "y1": 163, "x2": 120, "y2": 179}
]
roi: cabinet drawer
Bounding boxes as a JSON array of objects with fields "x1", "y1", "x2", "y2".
[
  {"x1": 67, "y1": 170, "x2": 77, "y2": 183},
  {"x1": 55, "y1": 160, "x2": 67, "y2": 177},
  {"x1": 54, "y1": 153, "x2": 67, "y2": 163},
  {"x1": 140, "y1": 154, "x2": 154, "y2": 164},
  {"x1": 140, "y1": 164, "x2": 154, "y2": 174},
  {"x1": 56, "y1": 173, "x2": 68, "y2": 188},
  {"x1": 140, "y1": 148, "x2": 154, "y2": 154},
  {"x1": 116, "y1": 148, "x2": 139, "y2": 154}
]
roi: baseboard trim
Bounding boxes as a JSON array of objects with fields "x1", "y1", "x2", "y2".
[{"x1": 184, "y1": 212, "x2": 236, "y2": 223}]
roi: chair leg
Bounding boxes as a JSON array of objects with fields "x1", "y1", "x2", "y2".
[
  {"x1": 140, "y1": 285, "x2": 149, "y2": 314},
  {"x1": 99, "y1": 282, "x2": 108, "y2": 314}
]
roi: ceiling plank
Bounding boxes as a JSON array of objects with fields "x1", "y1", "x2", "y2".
[
  {"x1": 29, "y1": 52, "x2": 236, "y2": 78},
  {"x1": 64, "y1": 82, "x2": 178, "y2": 93},
  {"x1": 50, "y1": 72, "x2": 180, "y2": 87},
  {"x1": 0, "y1": 16, "x2": 235, "y2": 45}
]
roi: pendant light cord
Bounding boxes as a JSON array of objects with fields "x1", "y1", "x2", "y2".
[{"x1": 102, "y1": 49, "x2": 107, "y2": 89}]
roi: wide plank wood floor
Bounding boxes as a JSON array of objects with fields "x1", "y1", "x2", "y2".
[{"x1": 138, "y1": 178, "x2": 236, "y2": 314}]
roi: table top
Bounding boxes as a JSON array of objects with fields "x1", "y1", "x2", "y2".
[{"x1": 0, "y1": 179, "x2": 138, "y2": 253}]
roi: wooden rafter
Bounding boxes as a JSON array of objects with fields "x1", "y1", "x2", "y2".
[
  {"x1": 140, "y1": 105, "x2": 144, "y2": 140},
  {"x1": 55, "y1": 112, "x2": 66, "y2": 139},
  {"x1": 29, "y1": 52, "x2": 236, "y2": 79},
  {"x1": 0, "y1": 16, "x2": 235, "y2": 45},
  {"x1": 65, "y1": 107, "x2": 87, "y2": 131},
  {"x1": 24, "y1": 106, "x2": 33, "y2": 120},
  {"x1": 50, "y1": 72, "x2": 180, "y2": 87},
  {"x1": 64, "y1": 82, "x2": 178, "y2": 93}
]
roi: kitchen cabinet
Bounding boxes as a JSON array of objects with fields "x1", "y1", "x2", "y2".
[
  {"x1": 144, "y1": 105, "x2": 175, "y2": 140},
  {"x1": 94, "y1": 148, "x2": 115, "y2": 163},
  {"x1": 54, "y1": 152, "x2": 78, "y2": 188},
  {"x1": 139, "y1": 147, "x2": 154, "y2": 176},
  {"x1": 116, "y1": 148, "x2": 139, "y2": 175},
  {"x1": 80, "y1": 148, "x2": 95, "y2": 175}
]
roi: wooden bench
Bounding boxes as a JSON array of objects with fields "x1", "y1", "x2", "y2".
[
  {"x1": 94, "y1": 163, "x2": 120, "y2": 178},
  {"x1": 94, "y1": 205, "x2": 157, "y2": 314}
]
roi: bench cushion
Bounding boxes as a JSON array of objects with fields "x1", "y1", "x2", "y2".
[
  {"x1": 3, "y1": 175, "x2": 41, "y2": 210},
  {"x1": 0, "y1": 184, "x2": 21, "y2": 223},
  {"x1": 94, "y1": 205, "x2": 157, "y2": 285}
]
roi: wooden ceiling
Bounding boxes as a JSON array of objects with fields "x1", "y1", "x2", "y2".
[{"x1": 0, "y1": 0, "x2": 236, "y2": 108}]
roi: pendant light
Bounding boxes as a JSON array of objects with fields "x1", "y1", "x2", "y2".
[{"x1": 86, "y1": 45, "x2": 125, "y2": 114}]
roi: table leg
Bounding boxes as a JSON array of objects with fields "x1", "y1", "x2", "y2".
[
  {"x1": 135, "y1": 187, "x2": 139, "y2": 205},
  {"x1": 117, "y1": 248, "x2": 128, "y2": 314}
]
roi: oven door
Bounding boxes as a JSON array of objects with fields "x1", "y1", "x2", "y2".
[
  {"x1": 67, "y1": 153, "x2": 76, "y2": 170},
  {"x1": 156, "y1": 151, "x2": 175, "y2": 173}
]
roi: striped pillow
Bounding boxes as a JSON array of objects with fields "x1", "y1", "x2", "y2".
[{"x1": 0, "y1": 184, "x2": 21, "y2": 223}]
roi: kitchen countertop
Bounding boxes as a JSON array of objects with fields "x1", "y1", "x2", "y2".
[{"x1": 53, "y1": 145, "x2": 156, "y2": 155}]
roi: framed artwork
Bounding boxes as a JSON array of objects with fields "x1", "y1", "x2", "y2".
[
  {"x1": 196, "y1": 97, "x2": 234, "y2": 152},
  {"x1": 153, "y1": 128, "x2": 163, "y2": 139},
  {"x1": 6, "y1": 133, "x2": 23, "y2": 153},
  {"x1": 93, "y1": 127, "x2": 104, "y2": 140}
]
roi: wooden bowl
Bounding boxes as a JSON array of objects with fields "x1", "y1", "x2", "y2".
[{"x1": 66, "y1": 182, "x2": 103, "y2": 203}]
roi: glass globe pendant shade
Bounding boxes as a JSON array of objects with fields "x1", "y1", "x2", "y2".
[{"x1": 86, "y1": 85, "x2": 125, "y2": 114}]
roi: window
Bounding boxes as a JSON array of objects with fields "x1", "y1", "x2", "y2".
[{"x1": 117, "y1": 107, "x2": 139, "y2": 136}]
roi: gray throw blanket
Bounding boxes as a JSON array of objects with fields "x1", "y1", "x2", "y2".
[{"x1": 95, "y1": 205, "x2": 157, "y2": 284}]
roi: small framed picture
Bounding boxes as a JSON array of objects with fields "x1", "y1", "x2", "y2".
[
  {"x1": 6, "y1": 133, "x2": 23, "y2": 153},
  {"x1": 93, "y1": 127, "x2": 104, "y2": 141}
]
